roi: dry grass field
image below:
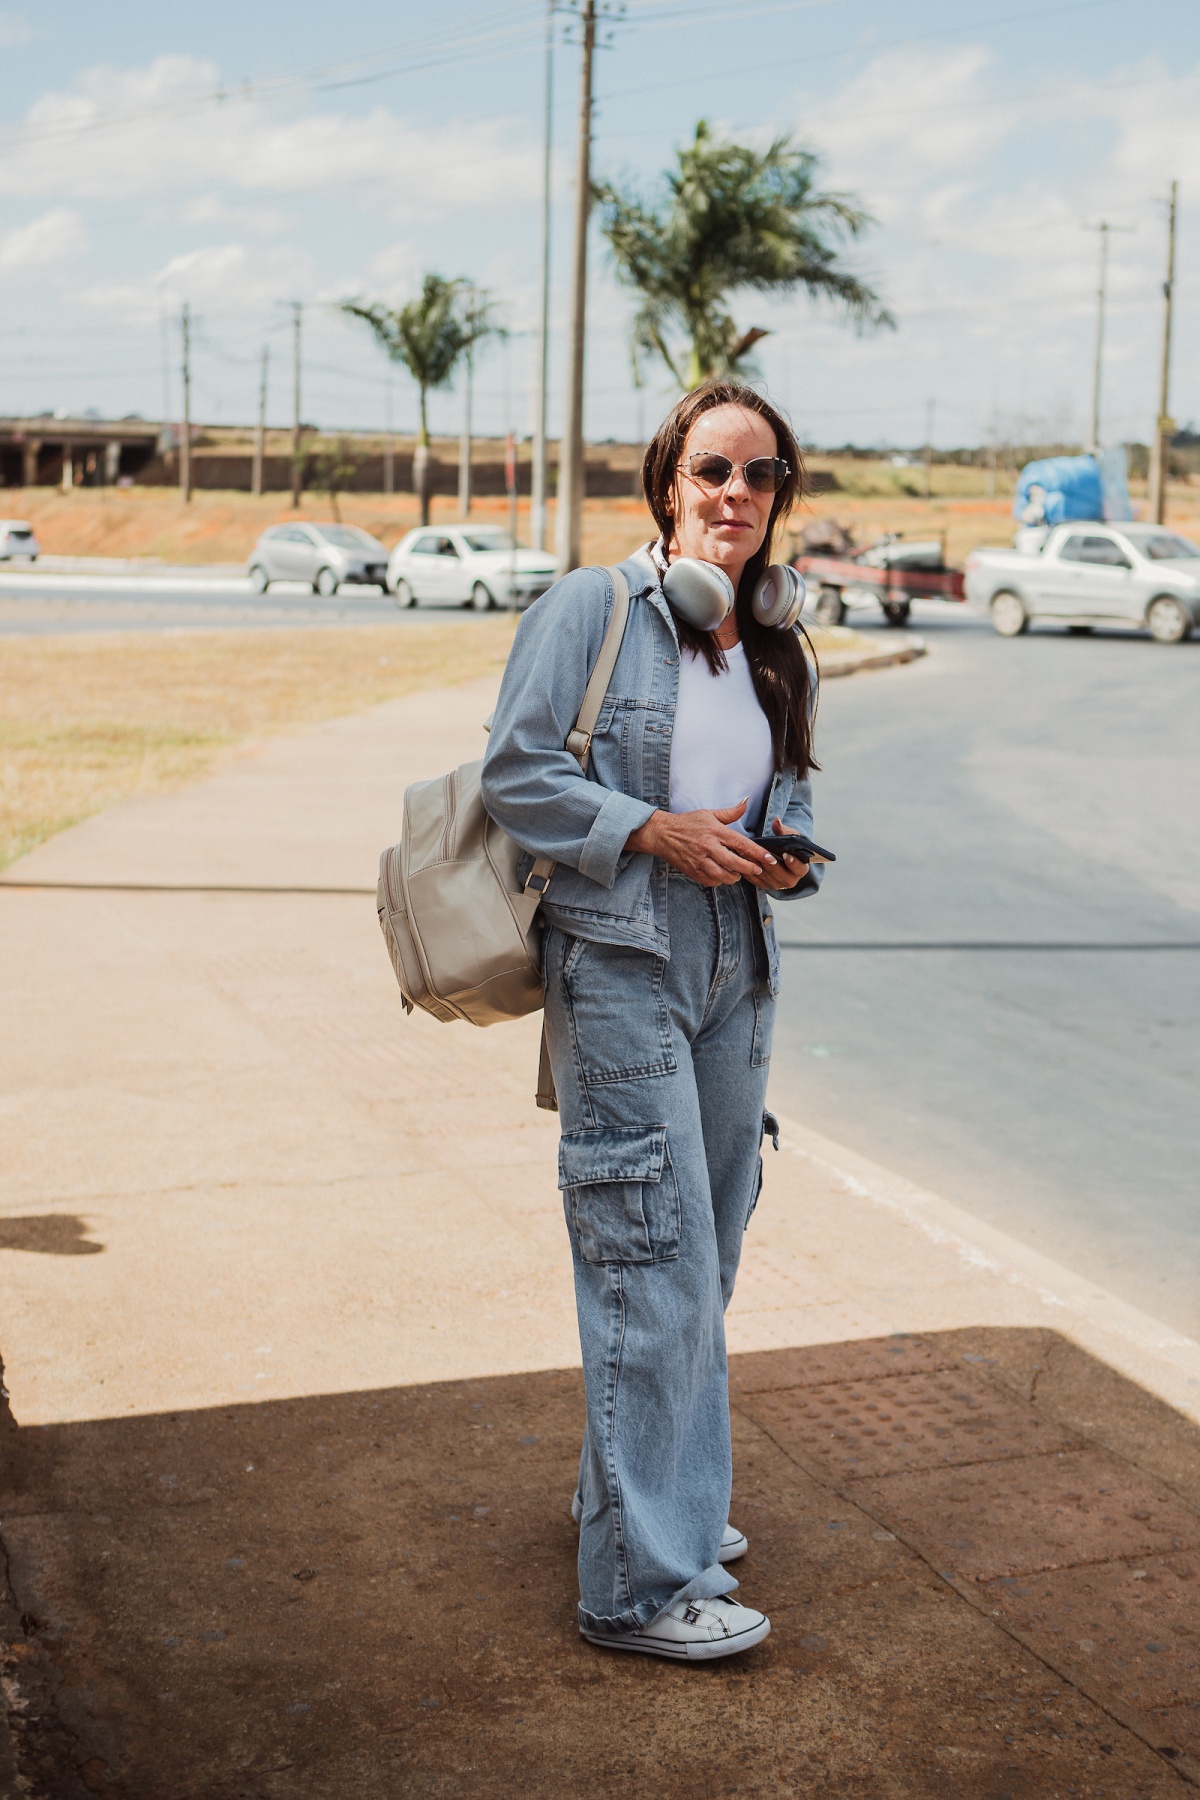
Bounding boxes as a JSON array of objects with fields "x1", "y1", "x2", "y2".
[{"x1": 0, "y1": 619, "x2": 517, "y2": 870}]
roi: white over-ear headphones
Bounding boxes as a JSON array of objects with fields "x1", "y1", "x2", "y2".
[{"x1": 660, "y1": 555, "x2": 806, "y2": 634}]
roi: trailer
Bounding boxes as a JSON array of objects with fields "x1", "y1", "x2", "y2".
[{"x1": 792, "y1": 545, "x2": 966, "y2": 627}]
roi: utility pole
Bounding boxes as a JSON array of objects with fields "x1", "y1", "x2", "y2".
[
  {"x1": 458, "y1": 346, "x2": 474, "y2": 518},
  {"x1": 1089, "y1": 222, "x2": 1110, "y2": 452},
  {"x1": 384, "y1": 376, "x2": 394, "y2": 496},
  {"x1": 531, "y1": 0, "x2": 555, "y2": 552},
  {"x1": 506, "y1": 429, "x2": 518, "y2": 598},
  {"x1": 251, "y1": 344, "x2": 268, "y2": 499},
  {"x1": 924, "y1": 397, "x2": 935, "y2": 502},
  {"x1": 1148, "y1": 180, "x2": 1179, "y2": 525},
  {"x1": 290, "y1": 300, "x2": 303, "y2": 508},
  {"x1": 555, "y1": 0, "x2": 596, "y2": 574},
  {"x1": 180, "y1": 302, "x2": 192, "y2": 504},
  {"x1": 1083, "y1": 220, "x2": 1133, "y2": 451}
]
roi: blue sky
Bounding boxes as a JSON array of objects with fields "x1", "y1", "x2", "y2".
[{"x1": 1, "y1": 0, "x2": 1198, "y2": 449}]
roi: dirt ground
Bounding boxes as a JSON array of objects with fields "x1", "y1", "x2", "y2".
[{"x1": 12, "y1": 467, "x2": 1199, "y2": 572}]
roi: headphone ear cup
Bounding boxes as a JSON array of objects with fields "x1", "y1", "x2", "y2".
[
  {"x1": 751, "y1": 564, "x2": 805, "y2": 630},
  {"x1": 661, "y1": 557, "x2": 736, "y2": 632}
]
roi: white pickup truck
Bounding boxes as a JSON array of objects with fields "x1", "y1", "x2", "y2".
[{"x1": 963, "y1": 522, "x2": 1200, "y2": 643}]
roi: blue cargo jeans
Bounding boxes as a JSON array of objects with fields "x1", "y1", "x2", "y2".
[{"x1": 543, "y1": 868, "x2": 778, "y2": 1639}]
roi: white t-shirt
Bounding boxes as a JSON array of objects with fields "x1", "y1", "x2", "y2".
[{"x1": 668, "y1": 641, "x2": 775, "y2": 835}]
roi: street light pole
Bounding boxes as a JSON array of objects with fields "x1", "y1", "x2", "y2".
[
  {"x1": 458, "y1": 346, "x2": 473, "y2": 518},
  {"x1": 531, "y1": 0, "x2": 554, "y2": 551},
  {"x1": 555, "y1": 0, "x2": 595, "y2": 575},
  {"x1": 252, "y1": 344, "x2": 268, "y2": 499},
  {"x1": 1089, "y1": 221, "x2": 1110, "y2": 453},
  {"x1": 1148, "y1": 180, "x2": 1179, "y2": 526},
  {"x1": 1083, "y1": 219, "x2": 1133, "y2": 452},
  {"x1": 180, "y1": 302, "x2": 192, "y2": 505},
  {"x1": 290, "y1": 301, "x2": 303, "y2": 509}
]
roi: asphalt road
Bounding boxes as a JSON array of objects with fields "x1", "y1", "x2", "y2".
[
  {"x1": 769, "y1": 602, "x2": 1200, "y2": 1342},
  {"x1": 0, "y1": 570, "x2": 475, "y2": 633}
]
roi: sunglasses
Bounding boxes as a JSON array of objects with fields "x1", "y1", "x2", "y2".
[{"x1": 679, "y1": 452, "x2": 791, "y2": 494}]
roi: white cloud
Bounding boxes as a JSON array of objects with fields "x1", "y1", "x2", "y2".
[
  {"x1": 804, "y1": 46, "x2": 1019, "y2": 220},
  {"x1": 0, "y1": 54, "x2": 540, "y2": 214},
  {"x1": 0, "y1": 10, "x2": 30, "y2": 47},
  {"x1": 0, "y1": 206, "x2": 85, "y2": 274},
  {"x1": 175, "y1": 194, "x2": 293, "y2": 235},
  {"x1": 75, "y1": 240, "x2": 315, "y2": 325}
]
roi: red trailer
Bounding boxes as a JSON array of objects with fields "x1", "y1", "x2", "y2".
[{"x1": 792, "y1": 549, "x2": 966, "y2": 628}]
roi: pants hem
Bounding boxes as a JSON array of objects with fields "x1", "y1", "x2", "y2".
[{"x1": 578, "y1": 1563, "x2": 737, "y2": 1637}]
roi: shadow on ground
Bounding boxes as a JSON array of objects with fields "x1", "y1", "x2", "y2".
[
  {"x1": 2, "y1": 1329, "x2": 1198, "y2": 1798},
  {"x1": 0, "y1": 1216, "x2": 104, "y2": 1256}
]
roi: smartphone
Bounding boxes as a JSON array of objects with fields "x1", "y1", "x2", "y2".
[{"x1": 746, "y1": 832, "x2": 836, "y2": 864}]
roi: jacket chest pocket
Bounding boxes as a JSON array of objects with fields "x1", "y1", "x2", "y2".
[{"x1": 558, "y1": 1125, "x2": 680, "y2": 1265}]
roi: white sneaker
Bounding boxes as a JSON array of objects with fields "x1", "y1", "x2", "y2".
[
  {"x1": 718, "y1": 1522, "x2": 748, "y2": 1563},
  {"x1": 581, "y1": 1594, "x2": 770, "y2": 1662}
]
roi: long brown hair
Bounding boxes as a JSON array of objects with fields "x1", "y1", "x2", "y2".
[{"x1": 641, "y1": 381, "x2": 818, "y2": 781}]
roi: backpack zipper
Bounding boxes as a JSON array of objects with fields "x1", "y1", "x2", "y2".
[{"x1": 436, "y1": 770, "x2": 456, "y2": 863}]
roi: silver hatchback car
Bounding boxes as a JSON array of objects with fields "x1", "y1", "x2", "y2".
[{"x1": 247, "y1": 523, "x2": 389, "y2": 595}]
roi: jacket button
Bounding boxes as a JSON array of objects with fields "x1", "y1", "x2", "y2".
[{"x1": 763, "y1": 912, "x2": 773, "y2": 925}]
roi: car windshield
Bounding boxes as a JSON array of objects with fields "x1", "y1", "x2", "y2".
[
  {"x1": 1123, "y1": 530, "x2": 1200, "y2": 560},
  {"x1": 316, "y1": 526, "x2": 377, "y2": 550},
  {"x1": 462, "y1": 531, "x2": 514, "y2": 552}
]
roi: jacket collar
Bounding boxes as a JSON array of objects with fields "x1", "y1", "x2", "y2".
[{"x1": 621, "y1": 544, "x2": 678, "y2": 643}]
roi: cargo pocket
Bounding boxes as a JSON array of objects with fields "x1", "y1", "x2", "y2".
[{"x1": 558, "y1": 1125, "x2": 680, "y2": 1265}]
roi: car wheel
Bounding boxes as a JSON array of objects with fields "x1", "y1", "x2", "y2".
[
  {"x1": 471, "y1": 581, "x2": 494, "y2": 612},
  {"x1": 814, "y1": 586, "x2": 846, "y2": 627},
  {"x1": 881, "y1": 600, "x2": 911, "y2": 627},
  {"x1": 391, "y1": 577, "x2": 416, "y2": 609},
  {"x1": 1146, "y1": 595, "x2": 1191, "y2": 643},
  {"x1": 314, "y1": 566, "x2": 339, "y2": 598},
  {"x1": 248, "y1": 565, "x2": 269, "y2": 594},
  {"x1": 990, "y1": 590, "x2": 1028, "y2": 637}
]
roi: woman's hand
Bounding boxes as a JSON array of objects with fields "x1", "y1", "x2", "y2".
[
  {"x1": 743, "y1": 816, "x2": 811, "y2": 893},
  {"x1": 626, "y1": 801, "x2": 807, "y2": 890}
]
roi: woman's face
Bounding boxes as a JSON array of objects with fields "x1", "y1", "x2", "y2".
[{"x1": 667, "y1": 403, "x2": 779, "y2": 583}]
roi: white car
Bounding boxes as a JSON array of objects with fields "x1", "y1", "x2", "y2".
[
  {"x1": 0, "y1": 520, "x2": 39, "y2": 560},
  {"x1": 965, "y1": 523, "x2": 1200, "y2": 642},
  {"x1": 386, "y1": 526, "x2": 558, "y2": 611}
]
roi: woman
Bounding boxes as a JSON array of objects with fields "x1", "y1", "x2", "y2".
[{"x1": 481, "y1": 381, "x2": 821, "y2": 1661}]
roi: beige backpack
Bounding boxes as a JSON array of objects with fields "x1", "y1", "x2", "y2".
[{"x1": 376, "y1": 565, "x2": 631, "y2": 1057}]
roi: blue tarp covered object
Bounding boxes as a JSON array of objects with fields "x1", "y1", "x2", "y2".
[{"x1": 1013, "y1": 455, "x2": 1104, "y2": 525}]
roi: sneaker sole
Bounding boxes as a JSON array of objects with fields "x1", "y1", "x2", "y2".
[{"x1": 581, "y1": 1615, "x2": 770, "y2": 1662}]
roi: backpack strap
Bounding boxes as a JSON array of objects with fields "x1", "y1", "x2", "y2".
[
  {"x1": 522, "y1": 563, "x2": 632, "y2": 899},
  {"x1": 566, "y1": 564, "x2": 631, "y2": 771},
  {"x1": 529, "y1": 564, "x2": 633, "y2": 1111}
]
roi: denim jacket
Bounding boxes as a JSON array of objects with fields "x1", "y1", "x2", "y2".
[{"x1": 480, "y1": 549, "x2": 821, "y2": 995}]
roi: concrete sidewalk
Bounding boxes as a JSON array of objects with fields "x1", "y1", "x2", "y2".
[{"x1": 1, "y1": 671, "x2": 1198, "y2": 1795}]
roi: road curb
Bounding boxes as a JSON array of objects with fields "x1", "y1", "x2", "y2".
[{"x1": 814, "y1": 631, "x2": 927, "y2": 678}]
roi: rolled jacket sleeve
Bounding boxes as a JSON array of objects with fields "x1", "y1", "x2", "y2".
[
  {"x1": 481, "y1": 568, "x2": 654, "y2": 891},
  {"x1": 774, "y1": 773, "x2": 824, "y2": 902}
]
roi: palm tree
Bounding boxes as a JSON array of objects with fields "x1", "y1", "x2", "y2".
[
  {"x1": 595, "y1": 121, "x2": 894, "y2": 390},
  {"x1": 342, "y1": 276, "x2": 500, "y2": 524}
]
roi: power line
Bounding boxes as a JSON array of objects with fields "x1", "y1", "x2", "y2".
[{"x1": 0, "y1": 8, "x2": 544, "y2": 150}]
